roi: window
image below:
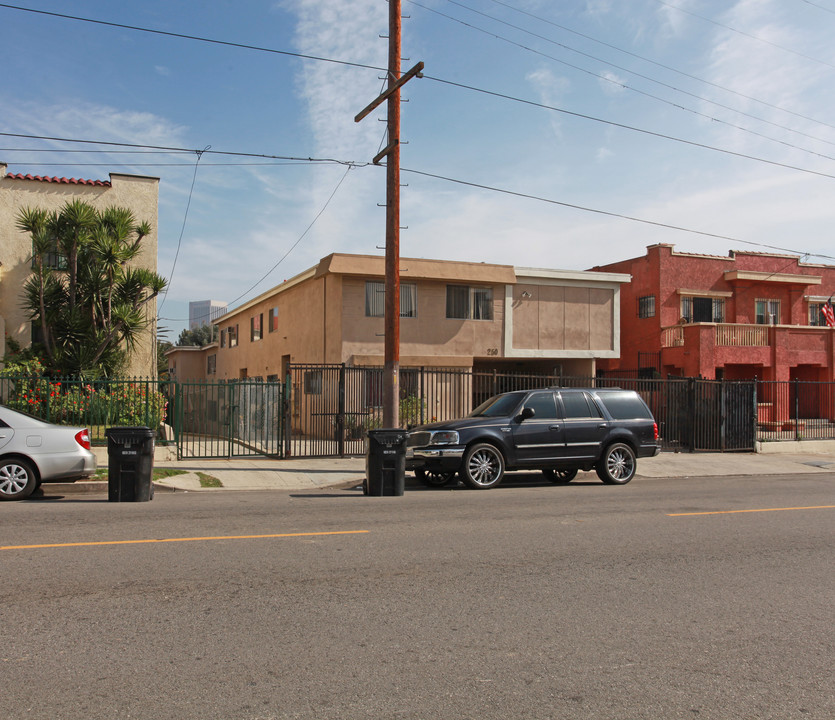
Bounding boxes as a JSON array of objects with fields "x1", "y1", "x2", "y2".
[
  {"x1": 228, "y1": 324, "x2": 238, "y2": 347},
  {"x1": 638, "y1": 295, "x2": 656, "y2": 318},
  {"x1": 681, "y1": 297, "x2": 725, "y2": 323},
  {"x1": 304, "y1": 370, "x2": 323, "y2": 395},
  {"x1": 269, "y1": 307, "x2": 279, "y2": 332},
  {"x1": 560, "y1": 392, "x2": 603, "y2": 419},
  {"x1": 220, "y1": 328, "x2": 226, "y2": 348},
  {"x1": 524, "y1": 391, "x2": 558, "y2": 420},
  {"x1": 251, "y1": 313, "x2": 263, "y2": 342},
  {"x1": 809, "y1": 302, "x2": 831, "y2": 326},
  {"x1": 365, "y1": 281, "x2": 417, "y2": 318},
  {"x1": 446, "y1": 285, "x2": 493, "y2": 320},
  {"x1": 755, "y1": 299, "x2": 780, "y2": 325},
  {"x1": 207, "y1": 354, "x2": 217, "y2": 375},
  {"x1": 32, "y1": 241, "x2": 67, "y2": 271}
]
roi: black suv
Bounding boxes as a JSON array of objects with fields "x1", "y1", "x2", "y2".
[{"x1": 406, "y1": 388, "x2": 659, "y2": 489}]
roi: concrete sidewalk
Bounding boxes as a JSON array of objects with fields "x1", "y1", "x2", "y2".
[{"x1": 46, "y1": 441, "x2": 835, "y2": 495}]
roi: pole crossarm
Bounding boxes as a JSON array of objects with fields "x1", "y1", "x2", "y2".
[{"x1": 354, "y1": 61, "x2": 424, "y2": 123}]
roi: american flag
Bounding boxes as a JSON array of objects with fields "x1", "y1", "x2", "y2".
[{"x1": 823, "y1": 298, "x2": 835, "y2": 328}]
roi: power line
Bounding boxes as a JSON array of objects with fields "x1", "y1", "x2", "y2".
[
  {"x1": 400, "y1": 165, "x2": 835, "y2": 262},
  {"x1": 651, "y1": 0, "x2": 835, "y2": 70},
  {"x1": 0, "y1": 131, "x2": 370, "y2": 167},
  {"x1": 798, "y1": 0, "x2": 835, "y2": 15},
  {"x1": 484, "y1": 0, "x2": 835, "y2": 132},
  {"x1": 158, "y1": 165, "x2": 354, "y2": 322},
  {"x1": 414, "y1": 0, "x2": 835, "y2": 158},
  {"x1": 0, "y1": 2, "x2": 386, "y2": 73},
  {"x1": 422, "y1": 76, "x2": 835, "y2": 182},
  {"x1": 158, "y1": 147, "x2": 208, "y2": 315}
]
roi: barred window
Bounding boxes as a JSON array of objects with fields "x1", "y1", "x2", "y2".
[
  {"x1": 638, "y1": 295, "x2": 655, "y2": 318},
  {"x1": 681, "y1": 297, "x2": 725, "y2": 323}
]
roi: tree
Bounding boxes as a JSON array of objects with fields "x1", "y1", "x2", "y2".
[
  {"x1": 16, "y1": 200, "x2": 167, "y2": 377},
  {"x1": 176, "y1": 324, "x2": 217, "y2": 347}
]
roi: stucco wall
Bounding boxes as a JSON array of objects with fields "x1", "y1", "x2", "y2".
[{"x1": 0, "y1": 164, "x2": 160, "y2": 376}]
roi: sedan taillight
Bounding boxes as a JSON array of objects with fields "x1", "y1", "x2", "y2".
[{"x1": 75, "y1": 429, "x2": 91, "y2": 450}]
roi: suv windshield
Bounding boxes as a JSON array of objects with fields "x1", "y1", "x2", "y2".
[{"x1": 469, "y1": 391, "x2": 526, "y2": 418}]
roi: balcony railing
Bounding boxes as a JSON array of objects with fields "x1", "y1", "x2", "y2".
[
  {"x1": 661, "y1": 323, "x2": 771, "y2": 348},
  {"x1": 715, "y1": 323, "x2": 769, "y2": 346},
  {"x1": 661, "y1": 326, "x2": 684, "y2": 347}
]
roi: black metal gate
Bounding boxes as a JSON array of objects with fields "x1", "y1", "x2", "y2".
[
  {"x1": 286, "y1": 365, "x2": 758, "y2": 458},
  {"x1": 174, "y1": 380, "x2": 285, "y2": 459}
]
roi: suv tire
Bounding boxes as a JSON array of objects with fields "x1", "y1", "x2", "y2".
[
  {"x1": 542, "y1": 468, "x2": 578, "y2": 484},
  {"x1": 596, "y1": 442, "x2": 636, "y2": 485},
  {"x1": 415, "y1": 469, "x2": 457, "y2": 488},
  {"x1": 462, "y1": 443, "x2": 505, "y2": 489}
]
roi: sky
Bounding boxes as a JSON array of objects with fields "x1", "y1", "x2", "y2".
[{"x1": 3, "y1": 0, "x2": 835, "y2": 341}]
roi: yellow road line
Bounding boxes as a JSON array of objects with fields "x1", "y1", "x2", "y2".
[
  {"x1": 668, "y1": 505, "x2": 835, "y2": 517},
  {"x1": 1, "y1": 529, "x2": 369, "y2": 551}
]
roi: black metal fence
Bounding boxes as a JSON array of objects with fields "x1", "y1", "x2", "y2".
[{"x1": 6, "y1": 369, "x2": 835, "y2": 459}]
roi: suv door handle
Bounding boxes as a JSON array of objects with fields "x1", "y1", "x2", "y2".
[
  {"x1": 598, "y1": 423, "x2": 608, "y2": 429},
  {"x1": 549, "y1": 424, "x2": 561, "y2": 431}
]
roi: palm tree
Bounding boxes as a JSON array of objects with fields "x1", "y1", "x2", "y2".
[{"x1": 16, "y1": 200, "x2": 167, "y2": 377}]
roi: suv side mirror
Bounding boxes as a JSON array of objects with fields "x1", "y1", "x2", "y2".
[{"x1": 520, "y1": 406, "x2": 535, "y2": 421}]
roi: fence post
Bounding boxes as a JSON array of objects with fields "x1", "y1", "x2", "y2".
[
  {"x1": 688, "y1": 377, "x2": 697, "y2": 453},
  {"x1": 337, "y1": 363, "x2": 346, "y2": 457},
  {"x1": 795, "y1": 377, "x2": 800, "y2": 441},
  {"x1": 284, "y1": 370, "x2": 293, "y2": 458}
]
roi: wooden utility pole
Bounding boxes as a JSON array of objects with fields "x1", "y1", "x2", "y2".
[
  {"x1": 354, "y1": 1, "x2": 423, "y2": 428},
  {"x1": 383, "y1": 0, "x2": 402, "y2": 429}
]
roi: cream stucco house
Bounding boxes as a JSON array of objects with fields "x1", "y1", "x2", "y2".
[
  {"x1": 0, "y1": 162, "x2": 160, "y2": 376},
  {"x1": 166, "y1": 253, "x2": 629, "y2": 382}
]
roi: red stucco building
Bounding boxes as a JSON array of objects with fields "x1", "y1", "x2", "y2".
[{"x1": 591, "y1": 244, "x2": 835, "y2": 383}]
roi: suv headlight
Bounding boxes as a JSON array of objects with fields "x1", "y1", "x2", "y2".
[{"x1": 429, "y1": 430, "x2": 459, "y2": 445}]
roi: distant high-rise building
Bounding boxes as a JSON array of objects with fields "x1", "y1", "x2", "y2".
[{"x1": 189, "y1": 300, "x2": 227, "y2": 329}]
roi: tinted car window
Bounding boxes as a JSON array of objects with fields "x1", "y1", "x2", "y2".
[
  {"x1": 561, "y1": 392, "x2": 602, "y2": 419},
  {"x1": 524, "y1": 391, "x2": 558, "y2": 419},
  {"x1": 470, "y1": 391, "x2": 526, "y2": 417},
  {"x1": 595, "y1": 391, "x2": 653, "y2": 420}
]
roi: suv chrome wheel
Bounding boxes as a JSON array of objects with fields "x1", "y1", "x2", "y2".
[
  {"x1": 462, "y1": 443, "x2": 505, "y2": 489},
  {"x1": 596, "y1": 443, "x2": 636, "y2": 485}
]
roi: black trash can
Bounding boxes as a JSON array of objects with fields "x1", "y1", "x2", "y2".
[
  {"x1": 365, "y1": 429, "x2": 407, "y2": 496},
  {"x1": 105, "y1": 426, "x2": 155, "y2": 502}
]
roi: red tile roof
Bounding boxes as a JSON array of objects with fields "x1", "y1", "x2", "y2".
[{"x1": 4, "y1": 172, "x2": 111, "y2": 187}]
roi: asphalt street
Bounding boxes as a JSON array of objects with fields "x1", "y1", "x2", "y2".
[{"x1": 2, "y1": 472, "x2": 833, "y2": 720}]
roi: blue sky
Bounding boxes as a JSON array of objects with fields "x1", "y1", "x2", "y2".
[{"x1": 3, "y1": 0, "x2": 835, "y2": 341}]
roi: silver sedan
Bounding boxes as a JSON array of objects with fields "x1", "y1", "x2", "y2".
[{"x1": 0, "y1": 405, "x2": 97, "y2": 501}]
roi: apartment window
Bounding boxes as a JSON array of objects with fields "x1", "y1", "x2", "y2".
[
  {"x1": 269, "y1": 306, "x2": 279, "y2": 332},
  {"x1": 809, "y1": 302, "x2": 834, "y2": 326},
  {"x1": 755, "y1": 299, "x2": 780, "y2": 325},
  {"x1": 207, "y1": 354, "x2": 217, "y2": 375},
  {"x1": 251, "y1": 313, "x2": 263, "y2": 342},
  {"x1": 365, "y1": 281, "x2": 417, "y2": 318},
  {"x1": 681, "y1": 296, "x2": 725, "y2": 323},
  {"x1": 32, "y1": 241, "x2": 67, "y2": 271},
  {"x1": 228, "y1": 324, "x2": 238, "y2": 347},
  {"x1": 637, "y1": 295, "x2": 656, "y2": 318},
  {"x1": 446, "y1": 285, "x2": 493, "y2": 320},
  {"x1": 220, "y1": 328, "x2": 227, "y2": 348}
]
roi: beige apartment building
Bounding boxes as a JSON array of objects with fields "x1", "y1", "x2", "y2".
[
  {"x1": 166, "y1": 253, "x2": 629, "y2": 382},
  {"x1": 0, "y1": 162, "x2": 160, "y2": 376}
]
